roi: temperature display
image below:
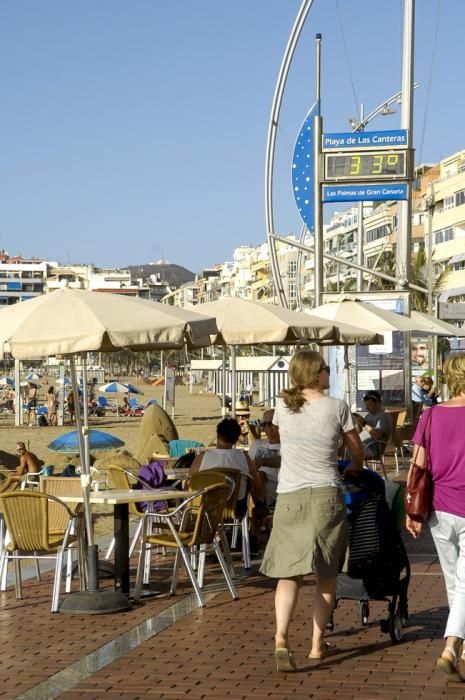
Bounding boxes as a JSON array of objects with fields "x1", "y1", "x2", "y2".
[{"x1": 325, "y1": 151, "x2": 408, "y2": 181}]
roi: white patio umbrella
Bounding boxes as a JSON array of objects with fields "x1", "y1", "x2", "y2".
[
  {"x1": 196, "y1": 297, "x2": 382, "y2": 415},
  {"x1": 0, "y1": 287, "x2": 218, "y2": 613},
  {"x1": 309, "y1": 297, "x2": 453, "y2": 408},
  {"x1": 310, "y1": 298, "x2": 424, "y2": 333},
  {"x1": 409, "y1": 311, "x2": 465, "y2": 337}
]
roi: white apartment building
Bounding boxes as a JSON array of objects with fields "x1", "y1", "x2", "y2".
[
  {"x1": 46, "y1": 264, "x2": 139, "y2": 295},
  {"x1": 425, "y1": 150, "x2": 465, "y2": 304},
  {"x1": 0, "y1": 258, "x2": 48, "y2": 305}
]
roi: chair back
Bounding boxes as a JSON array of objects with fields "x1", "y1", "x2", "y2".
[
  {"x1": 187, "y1": 471, "x2": 235, "y2": 510},
  {"x1": 40, "y1": 477, "x2": 82, "y2": 532},
  {"x1": 186, "y1": 483, "x2": 230, "y2": 547},
  {"x1": 206, "y1": 467, "x2": 242, "y2": 520},
  {"x1": 104, "y1": 464, "x2": 131, "y2": 490},
  {"x1": 103, "y1": 465, "x2": 143, "y2": 517},
  {"x1": 0, "y1": 491, "x2": 72, "y2": 552}
]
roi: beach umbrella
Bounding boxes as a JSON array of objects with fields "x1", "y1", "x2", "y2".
[
  {"x1": 48, "y1": 429, "x2": 124, "y2": 453},
  {"x1": 25, "y1": 371, "x2": 42, "y2": 381},
  {"x1": 125, "y1": 383, "x2": 144, "y2": 395},
  {"x1": 197, "y1": 297, "x2": 382, "y2": 415},
  {"x1": 56, "y1": 376, "x2": 72, "y2": 385},
  {"x1": 0, "y1": 287, "x2": 217, "y2": 613},
  {"x1": 99, "y1": 381, "x2": 131, "y2": 394},
  {"x1": 0, "y1": 376, "x2": 14, "y2": 386}
]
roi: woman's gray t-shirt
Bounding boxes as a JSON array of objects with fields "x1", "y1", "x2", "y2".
[{"x1": 273, "y1": 396, "x2": 354, "y2": 493}]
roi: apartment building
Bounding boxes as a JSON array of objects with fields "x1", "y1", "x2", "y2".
[
  {"x1": 46, "y1": 264, "x2": 139, "y2": 295},
  {"x1": 425, "y1": 150, "x2": 465, "y2": 304},
  {"x1": 0, "y1": 257, "x2": 48, "y2": 304}
]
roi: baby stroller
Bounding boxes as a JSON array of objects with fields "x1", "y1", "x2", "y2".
[{"x1": 329, "y1": 468, "x2": 410, "y2": 644}]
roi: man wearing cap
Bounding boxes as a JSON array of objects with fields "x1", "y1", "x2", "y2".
[{"x1": 356, "y1": 391, "x2": 392, "y2": 459}]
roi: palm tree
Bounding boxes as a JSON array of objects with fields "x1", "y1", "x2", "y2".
[{"x1": 410, "y1": 247, "x2": 450, "y2": 312}]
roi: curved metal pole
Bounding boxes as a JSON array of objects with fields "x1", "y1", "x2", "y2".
[{"x1": 265, "y1": 0, "x2": 317, "y2": 308}]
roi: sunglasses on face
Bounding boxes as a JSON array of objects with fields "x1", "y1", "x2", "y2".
[{"x1": 319, "y1": 365, "x2": 330, "y2": 374}]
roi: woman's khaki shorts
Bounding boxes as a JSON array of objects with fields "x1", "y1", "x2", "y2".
[{"x1": 260, "y1": 485, "x2": 347, "y2": 579}]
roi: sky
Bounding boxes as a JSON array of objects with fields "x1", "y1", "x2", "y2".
[{"x1": 1, "y1": 0, "x2": 463, "y2": 273}]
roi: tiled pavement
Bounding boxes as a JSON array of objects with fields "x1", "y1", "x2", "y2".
[{"x1": 1, "y1": 478, "x2": 464, "y2": 699}]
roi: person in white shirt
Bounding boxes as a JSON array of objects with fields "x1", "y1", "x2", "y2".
[{"x1": 248, "y1": 409, "x2": 281, "y2": 507}]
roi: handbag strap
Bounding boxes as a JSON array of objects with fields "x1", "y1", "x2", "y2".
[{"x1": 417, "y1": 406, "x2": 434, "y2": 471}]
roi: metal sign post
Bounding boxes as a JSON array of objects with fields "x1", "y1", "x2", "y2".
[{"x1": 163, "y1": 366, "x2": 176, "y2": 420}]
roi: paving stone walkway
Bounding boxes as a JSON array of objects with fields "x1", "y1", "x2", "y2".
[{"x1": 1, "y1": 477, "x2": 463, "y2": 699}]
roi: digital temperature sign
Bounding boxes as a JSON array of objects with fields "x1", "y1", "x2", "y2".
[{"x1": 324, "y1": 150, "x2": 408, "y2": 182}]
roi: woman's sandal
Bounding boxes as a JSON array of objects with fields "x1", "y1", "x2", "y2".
[
  {"x1": 275, "y1": 647, "x2": 297, "y2": 672},
  {"x1": 436, "y1": 646, "x2": 465, "y2": 683},
  {"x1": 308, "y1": 642, "x2": 339, "y2": 660}
]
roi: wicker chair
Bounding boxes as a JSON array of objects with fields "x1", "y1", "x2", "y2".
[
  {"x1": 133, "y1": 483, "x2": 237, "y2": 608},
  {"x1": 196, "y1": 467, "x2": 252, "y2": 569},
  {"x1": 39, "y1": 477, "x2": 86, "y2": 592},
  {"x1": 103, "y1": 465, "x2": 169, "y2": 561},
  {"x1": 0, "y1": 491, "x2": 82, "y2": 612},
  {"x1": 186, "y1": 471, "x2": 236, "y2": 583}
]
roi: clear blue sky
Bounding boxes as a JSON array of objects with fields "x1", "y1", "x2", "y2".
[{"x1": 1, "y1": 0, "x2": 462, "y2": 273}]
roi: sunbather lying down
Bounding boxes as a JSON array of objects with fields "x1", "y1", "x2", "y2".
[{"x1": 0, "y1": 442, "x2": 42, "y2": 493}]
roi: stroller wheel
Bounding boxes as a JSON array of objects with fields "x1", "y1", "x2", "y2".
[
  {"x1": 358, "y1": 600, "x2": 369, "y2": 626},
  {"x1": 388, "y1": 612, "x2": 403, "y2": 643}
]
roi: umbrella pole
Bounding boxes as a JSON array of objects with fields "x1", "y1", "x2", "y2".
[
  {"x1": 231, "y1": 346, "x2": 237, "y2": 418},
  {"x1": 60, "y1": 356, "x2": 130, "y2": 614},
  {"x1": 343, "y1": 346, "x2": 351, "y2": 406},
  {"x1": 221, "y1": 346, "x2": 227, "y2": 416},
  {"x1": 69, "y1": 356, "x2": 94, "y2": 550}
]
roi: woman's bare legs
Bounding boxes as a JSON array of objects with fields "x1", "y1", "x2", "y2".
[
  {"x1": 275, "y1": 576, "x2": 301, "y2": 649},
  {"x1": 310, "y1": 575, "x2": 336, "y2": 657}
]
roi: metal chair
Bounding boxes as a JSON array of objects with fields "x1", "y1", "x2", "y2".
[
  {"x1": 364, "y1": 411, "x2": 398, "y2": 477},
  {"x1": 133, "y1": 483, "x2": 237, "y2": 608},
  {"x1": 103, "y1": 465, "x2": 169, "y2": 561},
  {"x1": 207, "y1": 467, "x2": 252, "y2": 569},
  {"x1": 186, "y1": 471, "x2": 237, "y2": 583},
  {"x1": 0, "y1": 491, "x2": 83, "y2": 612},
  {"x1": 39, "y1": 477, "x2": 86, "y2": 592}
]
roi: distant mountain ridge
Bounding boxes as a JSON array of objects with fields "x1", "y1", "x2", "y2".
[{"x1": 127, "y1": 263, "x2": 195, "y2": 287}]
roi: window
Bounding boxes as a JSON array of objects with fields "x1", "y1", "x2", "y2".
[
  {"x1": 455, "y1": 189, "x2": 465, "y2": 207},
  {"x1": 453, "y1": 261, "x2": 465, "y2": 271},
  {"x1": 434, "y1": 227, "x2": 454, "y2": 244},
  {"x1": 444, "y1": 195, "x2": 455, "y2": 210},
  {"x1": 366, "y1": 224, "x2": 390, "y2": 243}
]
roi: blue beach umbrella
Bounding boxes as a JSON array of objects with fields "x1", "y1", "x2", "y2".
[
  {"x1": 99, "y1": 381, "x2": 130, "y2": 394},
  {"x1": 48, "y1": 429, "x2": 125, "y2": 453},
  {"x1": 0, "y1": 376, "x2": 15, "y2": 387},
  {"x1": 125, "y1": 383, "x2": 144, "y2": 395},
  {"x1": 25, "y1": 371, "x2": 43, "y2": 381}
]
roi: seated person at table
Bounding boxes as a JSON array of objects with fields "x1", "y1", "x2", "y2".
[
  {"x1": 0, "y1": 442, "x2": 42, "y2": 492},
  {"x1": 248, "y1": 409, "x2": 281, "y2": 507},
  {"x1": 190, "y1": 417, "x2": 263, "y2": 514},
  {"x1": 190, "y1": 418, "x2": 265, "y2": 554},
  {"x1": 354, "y1": 391, "x2": 392, "y2": 459}
]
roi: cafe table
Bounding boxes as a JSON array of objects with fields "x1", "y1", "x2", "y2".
[{"x1": 62, "y1": 488, "x2": 194, "y2": 597}]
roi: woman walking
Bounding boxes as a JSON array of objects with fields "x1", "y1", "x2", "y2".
[
  {"x1": 260, "y1": 350, "x2": 364, "y2": 671},
  {"x1": 46, "y1": 386, "x2": 57, "y2": 426},
  {"x1": 406, "y1": 353, "x2": 465, "y2": 683}
]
